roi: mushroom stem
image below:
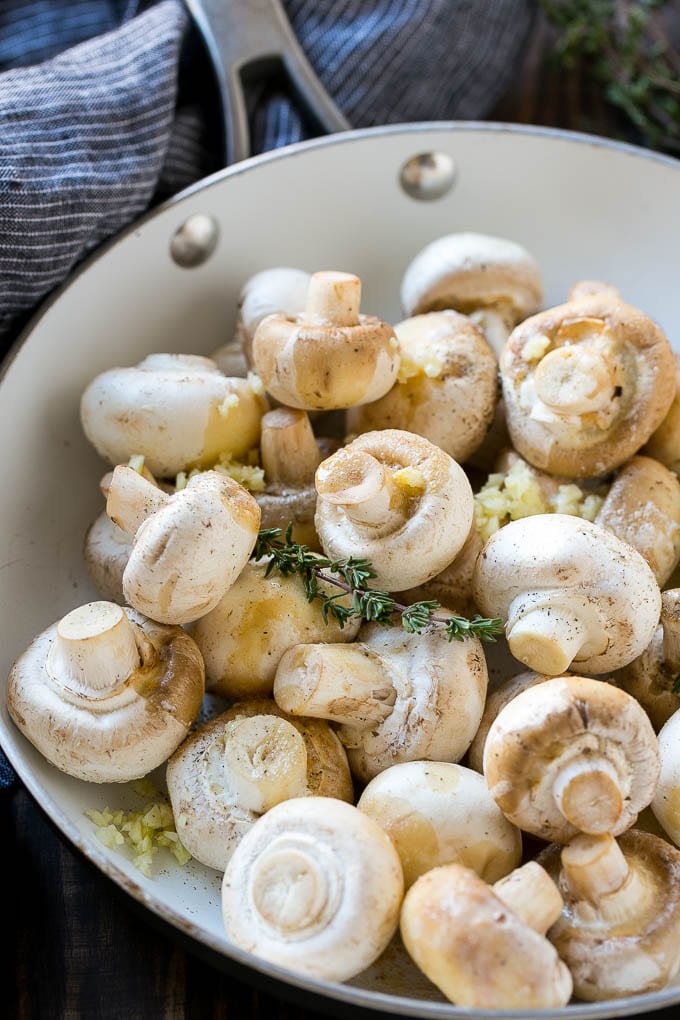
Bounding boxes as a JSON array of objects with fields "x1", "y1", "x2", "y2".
[
  {"x1": 305, "y1": 271, "x2": 360, "y2": 327},
  {"x1": 106, "y1": 465, "x2": 170, "y2": 536},
  {"x1": 493, "y1": 862, "x2": 564, "y2": 935},
  {"x1": 561, "y1": 834, "x2": 629, "y2": 902},
  {"x1": 662, "y1": 591, "x2": 680, "y2": 675},
  {"x1": 274, "y1": 644, "x2": 396, "y2": 727},
  {"x1": 260, "y1": 409, "x2": 322, "y2": 488},
  {"x1": 469, "y1": 306, "x2": 512, "y2": 356},
  {"x1": 46, "y1": 601, "x2": 142, "y2": 696},
  {"x1": 507, "y1": 606, "x2": 588, "y2": 675},
  {"x1": 315, "y1": 450, "x2": 403, "y2": 528},
  {"x1": 533, "y1": 346, "x2": 615, "y2": 414},
  {"x1": 560, "y1": 833, "x2": 655, "y2": 925},
  {"x1": 223, "y1": 716, "x2": 308, "y2": 814},
  {"x1": 552, "y1": 755, "x2": 624, "y2": 834}
]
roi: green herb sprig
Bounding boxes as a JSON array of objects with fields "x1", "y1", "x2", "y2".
[
  {"x1": 671, "y1": 673, "x2": 680, "y2": 696},
  {"x1": 540, "y1": 0, "x2": 680, "y2": 154},
  {"x1": 253, "y1": 526, "x2": 503, "y2": 643}
]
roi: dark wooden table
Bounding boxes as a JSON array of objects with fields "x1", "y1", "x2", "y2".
[{"x1": 6, "y1": 5, "x2": 680, "y2": 1018}]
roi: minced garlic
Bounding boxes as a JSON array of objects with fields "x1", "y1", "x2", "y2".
[
  {"x1": 246, "y1": 370, "x2": 265, "y2": 396},
  {"x1": 175, "y1": 450, "x2": 265, "y2": 493},
  {"x1": 393, "y1": 465, "x2": 427, "y2": 497},
  {"x1": 522, "y1": 333, "x2": 551, "y2": 362},
  {"x1": 128, "y1": 454, "x2": 145, "y2": 474},
  {"x1": 218, "y1": 392, "x2": 240, "y2": 416},
  {"x1": 474, "y1": 460, "x2": 604, "y2": 541},
  {"x1": 397, "y1": 347, "x2": 445, "y2": 384},
  {"x1": 85, "y1": 782, "x2": 191, "y2": 877}
]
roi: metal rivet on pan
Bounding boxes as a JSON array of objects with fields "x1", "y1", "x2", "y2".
[
  {"x1": 399, "y1": 152, "x2": 456, "y2": 201},
  {"x1": 170, "y1": 214, "x2": 219, "y2": 268}
]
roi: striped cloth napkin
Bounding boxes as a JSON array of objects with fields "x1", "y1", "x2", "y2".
[{"x1": 0, "y1": 0, "x2": 533, "y2": 787}]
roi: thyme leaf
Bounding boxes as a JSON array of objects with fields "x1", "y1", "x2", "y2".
[
  {"x1": 540, "y1": 1, "x2": 680, "y2": 154},
  {"x1": 253, "y1": 526, "x2": 503, "y2": 642}
]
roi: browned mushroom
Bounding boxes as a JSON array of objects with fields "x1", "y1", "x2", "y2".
[
  {"x1": 400, "y1": 861, "x2": 572, "y2": 1008},
  {"x1": 500, "y1": 293, "x2": 676, "y2": 477},
  {"x1": 618, "y1": 590, "x2": 680, "y2": 731},
  {"x1": 484, "y1": 675, "x2": 660, "y2": 842},
  {"x1": 540, "y1": 831, "x2": 680, "y2": 1000}
]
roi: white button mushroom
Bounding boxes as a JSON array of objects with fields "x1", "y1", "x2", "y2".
[
  {"x1": 652, "y1": 696, "x2": 680, "y2": 846},
  {"x1": 84, "y1": 511, "x2": 132, "y2": 604},
  {"x1": 222, "y1": 266, "x2": 311, "y2": 368},
  {"x1": 7, "y1": 601, "x2": 204, "y2": 782},
  {"x1": 500, "y1": 293, "x2": 677, "y2": 477},
  {"x1": 473, "y1": 515, "x2": 661, "y2": 675},
  {"x1": 484, "y1": 675, "x2": 660, "y2": 842},
  {"x1": 540, "y1": 831, "x2": 680, "y2": 1000},
  {"x1": 357, "y1": 761, "x2": 521, "y2": 888},
  {"x1": 400, "y1": 233, "x2": 543, "y2": 356},
  {"x1": 467, "y1": 669, "x2": 546, "y2": 773},
  {"x1": 397, "y1": 523, "x2": 483, "y2": 618},
  {"x1": 315, "y1": 429, "x2": 474, "y2": 592},
  {"x1": 347, "y1": 311, "x2": 498, "y2": 463},
  {"x1": 618, "y1": 590, "x2": 680, "y2": 731},
  {"x1": 80, "y1": 353, "x2": 268, "y2": 478},
  {"x1": 400, "y1": 861, "x2": 572, "y2": 1008},
  {"x1": 251, "y1": 271, "x2": 400, "y2": 410},
  {"x1": 83, "y1": 463, "x2": 168, "y2": 604},
  {"x1": 190, "y1": 558, "x2": 360, "y2": 700},
  {"x1": 106, "y1": 465, "x2": 260, "y2": 625},
  {"x1": 595, "y1": 456, "x2": 680, "y2": 586},
  {"x1": 221, "y1": 797, "x2": 404, "y2": 983},
  {"x1": 166, "y1": 699, "x2": 353, "y2": 871},
  {"x1": 273, "y1": 619, "x2": 488, "y2": 782}
]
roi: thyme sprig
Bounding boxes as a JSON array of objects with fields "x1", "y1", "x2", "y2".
[
  {"x1": 540, "y1": 1, "x2": 680, "y2": 154},
  {"x1": 672, "y1": 673, "x2": 680, "y2": 696},
  {"x1": 253, "y1": 526, "x2": 503, "y2": 643}
]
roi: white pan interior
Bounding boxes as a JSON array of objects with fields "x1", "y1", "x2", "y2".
[{"x1": 1, "y1": 124, "x2": 680, "y2": 1019}]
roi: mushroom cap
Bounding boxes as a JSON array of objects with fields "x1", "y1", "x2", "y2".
[
  {"x1": 347, "y1": 311, "x2": 498, "y2": 463},
  {"x1": 472, "y1": 515, "x2": 661, "y2": 675},
  {"x1": 221, "y1": 797, "x2": 404, "y2": 983},
  {"x1": 83, "y1": 510, "x2": 132, "y2": 603},
  {"x1": 618, "y1": 623, "x2": 680, "y2": 732},
  {"x1": 595, "y1": 455, "x2": 680, "y2": 586},
  {"x1": 80, "y1": 353, "x2": 268, "y2": 478},
  {"x1": 400, "y1": 864, "x2": 572, "y2": 1009},
  {"x1": 644, "y1": 353, "x2": 680, "y2": 474},
  {"x1": 122, "y1": 470, "x2": 260, "y2": 625},
  {"x1": 337, "y1": 620, "x2": 487, "y2": 782},
  {"x1": 190, "y1": 559, "x2": 360, "y2": 699},
  {"x1": 166, "y1": 699, "x2": 353, "y2": 871},
  {"x1": 467, "y1": 669, "x2": 546, "y2": 773},
  {"x1": 484, "y1": 675, "x2": 660, "y2": 843},
  {"x1": 7, "y1": 605, "x2": 204, "y2": 783},
  {"x1": 315, "y1": 430, "x2": 474, "y2": 591},
  {"x1": 540, "y1": 831, "x2": 680, "y2": 1000},
  {"x1": 501, "y1": 294, "x2": 677, "y2": 477},
  {"x1": 652, "y1": 708, "x2": 680, "y2": 846},
  {"x1": 400, "y1": 232, "x2": 543, "y2": 321},
  {"x1": 398, "y1": 523, "x2": 483, "y2": 617},
  {"x1": 252, "y1": 272, "x2": 400, "y2": 411},
  {"x1": 357, "y1": 761, "x2": 521, "y2": 888},
  {"x1": 235, "y1": 267, "x2": 311, "y2": 365}
]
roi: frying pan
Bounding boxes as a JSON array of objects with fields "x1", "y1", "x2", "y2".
[{"x1": 2, "y1": 1, "x2": 680, "y2": 1017}]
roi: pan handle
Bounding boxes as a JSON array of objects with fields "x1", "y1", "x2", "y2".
[{"x1": 185, "y1": 0, "x2": 351, "y2": 165}]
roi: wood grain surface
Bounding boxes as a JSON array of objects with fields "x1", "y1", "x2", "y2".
[{"x1": 7, "y1": 5, "x2": 680, "y2": 1019}]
